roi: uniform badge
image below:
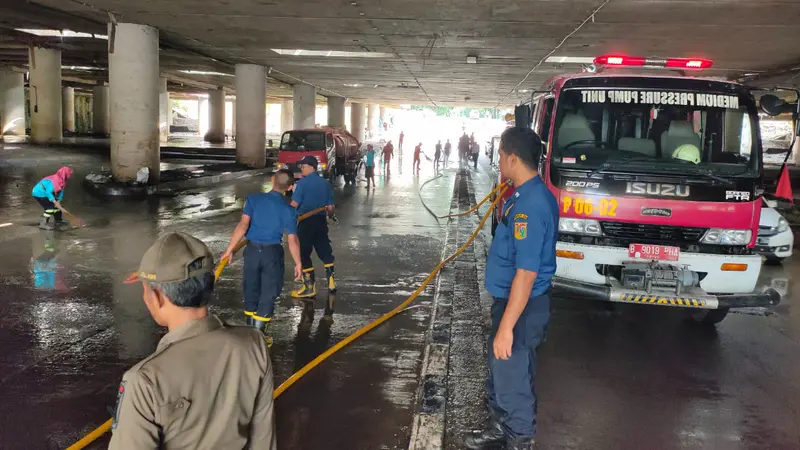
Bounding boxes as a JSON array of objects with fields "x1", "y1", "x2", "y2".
[
  {"x1": 112, "y1": 381, "x2": 126, "y2": 429},
  {"x1": 514, "y1": 213, "x2": 528, "y2": 220},
  {"x1": 514, "y1": 221, "x2": 527, "y2": 240}
]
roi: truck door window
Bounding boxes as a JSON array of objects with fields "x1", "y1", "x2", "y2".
[
  {"x1": 326, "y1": 133, "x2": 334, "y2": 148},
  {"x1": 540, "y1": 98, "x2": 555, "y2": 143}
]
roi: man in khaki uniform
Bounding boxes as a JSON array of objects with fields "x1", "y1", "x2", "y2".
[{"x1": 111, "y1": 231, "x2": 276, "y2": 449}]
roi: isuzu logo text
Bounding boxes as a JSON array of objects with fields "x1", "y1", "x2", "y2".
[{"x1": 625, "y1": 182, "x2": 690, "y2": 197}]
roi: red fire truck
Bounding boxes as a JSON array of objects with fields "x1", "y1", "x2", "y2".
[
  {"x1": 276, "y1": 127, "x2": 362, "y2": 184},
  {"x1": 491, "y1": 55, "x2": 787, "y2": 324}
]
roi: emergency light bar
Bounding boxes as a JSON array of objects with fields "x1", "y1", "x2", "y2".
[{"x1": 594, "y1": 55, "x2": 714, "y2": 70}]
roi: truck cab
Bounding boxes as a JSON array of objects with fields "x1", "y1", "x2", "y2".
[
  {"x1": 277, "y1": 127, "x2": 362, "y2": 184},
  {"x1": 492, "y1": 55, "x2": 782, "y2": 323}
]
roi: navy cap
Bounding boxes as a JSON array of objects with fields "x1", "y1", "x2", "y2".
[{"x1": 297, "y1": 155, "x2": 318, "y2": 169}]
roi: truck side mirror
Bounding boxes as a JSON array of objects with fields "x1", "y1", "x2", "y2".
[{"x1": 760, "y1": 94, "x2": 794, "y2": 117}]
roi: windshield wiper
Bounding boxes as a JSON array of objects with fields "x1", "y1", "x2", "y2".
[
  {"x1": 686, "y1": 168, "x2": 736, "y2": 186},
  {"x1": 586, "y1": 156, "x2": 654, "y2": 178}
]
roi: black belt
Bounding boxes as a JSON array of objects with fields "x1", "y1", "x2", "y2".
[{"x1": 248, "y1": 242, "x2": 282, "y2": 248}]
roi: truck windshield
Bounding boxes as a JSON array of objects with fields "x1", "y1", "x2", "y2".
[
  {"x1": 280, "y1": 131, "x2": 326, "y2": 151},
  {"x1": 550, "y1": 88, "x2": 759, "y2": 177}
]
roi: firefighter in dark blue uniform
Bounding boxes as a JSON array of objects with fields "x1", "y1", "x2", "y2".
[
  {"x1": 465, "y1": 128, "x2": 559, "y2": 450},
  {"x1": 222, "y1": 169, "x2": 302, "y2": 345},
  {"x1": 290, "y1": 156, "x2": 336, "y2": 298}
]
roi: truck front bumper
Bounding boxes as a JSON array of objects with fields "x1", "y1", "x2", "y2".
[{"x1": 552, "y1": 277, "x2": 781, "y2": 310}]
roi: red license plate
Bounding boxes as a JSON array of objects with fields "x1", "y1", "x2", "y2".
[{"x1": 628, "y1": 244, "x2": 680, "y2": 261}]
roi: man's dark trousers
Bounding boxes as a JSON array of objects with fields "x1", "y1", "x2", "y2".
[
  {"x1": 487, "y1": 294, "x2": 550, "y2": 440},
  {"x1": 297, "y1": 215, "x2": 334, "y2": 268},
  {"x1": 243, "y1": 243, "x2": 284, "y2": 319}
]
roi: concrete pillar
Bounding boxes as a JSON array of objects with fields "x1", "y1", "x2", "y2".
[
  {"x1": 230, "y1": 98, "x2": 236, "y2": 138},
  {"x1": 327, "y1": 96, "x2": 346, "y2": 128},
  {"x1": 235, "y1": 64, "x2": 267, "y2": 167},
  {"x1": 28, "y1": 47, "x2": 62, "y2": 143},
  {"x1": 61, "y1": 87, "x2": 75, "y2": 133},
  {"x1": 792, "y1": 138, "x2": 800, "y2": 165},
  {"x1": 351, "y1": 102, "x2": 365, "y2": 142},
  {"x1": 92, "y1": 84, "x2": 109, "y2": 136},
  {"x1": 281, "y1": 99, "x2": 293, "y2": 133},
  {"x1": 158, "y1": 77, "x2": 169, "y2": 144},
  {"x1": 109, "y1": 23, "x2": 160, "y2": 182},
  {"x1": 367, "y1": 103, "x2": 379, "y2": 138},
  {"x1": 204, "y1": 87, "x2": 225, "y2": 143},
  {"x1": 293, "y1": 84, "x2": 316, "y2": 130},
  {"x1": 0, "y1": 70, "x2": 25, "y2": 136}
]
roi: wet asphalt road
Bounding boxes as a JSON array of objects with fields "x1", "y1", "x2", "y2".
[{"x1": 2, "y1": 143, "x2": 800, "y2": 449}]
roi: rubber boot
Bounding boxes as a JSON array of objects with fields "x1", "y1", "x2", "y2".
[
  {"x1": 506, "y1": 437, "x2": 537, "y2": 450},
  {"x1": 325, "y1": 264, "x2": 337, "y2": 293},
  {"x1": 38, "y1": 216, "x2": 55, "y2": 231},
  {"x1": 292, "y1": 271, "x2": 316, "y2": 298},
  {"x1": 252, "y1": 319, "x2": 273, "y2": 347},
  {"x1": 464, "y1": 420, "x2": 505, "y2": 449}
]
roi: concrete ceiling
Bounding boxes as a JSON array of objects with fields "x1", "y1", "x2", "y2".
[{"x1": 2, "y1": 0, "x2": 800, "y2": 106}]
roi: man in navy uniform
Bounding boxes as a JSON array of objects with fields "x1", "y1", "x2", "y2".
[
  {"x1": 465, "y1": 127, "x2": 558, "y2": 450},
  {"x1": 222, "y1": 169, "x2": 302, "y2": 345},
  {"x1": 290, "y1": 156, "x2": 337, "y2": 298}
]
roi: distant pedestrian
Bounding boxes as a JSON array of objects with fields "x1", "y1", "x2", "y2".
[
  {"x1": 222, "y1": 169, "x2": 302, "y2": 345},
  {"x1": 458, "y1": 133, "x2": 470, "y2": 164},
  {"x1": 434, "y1": 140, "x2": 442, "y2": 170},
  {"x1": 413, "y1": 143, "x2": 422, "y2": 172},
  {"x1": 382, "y1": 140, "x2": 394, "y2": 174},
  {"x1": 471, "y1": 140, "x2": 480, "y2": 169},
  {"x1": 113, "y1": 232, "x2": 276, "y2": 450},
  {"x1": 399, "y1": 131, "x2": 405, "y2": 151},
  {"x1": 444, "y1": 139, "x2": 452, "y2": 166},
  {"x1": 364, "y1": 144, "x2": 377, "y2": 189},
  {"x1": 32, "y1": 166, "x2": 77, "y2": 230}
]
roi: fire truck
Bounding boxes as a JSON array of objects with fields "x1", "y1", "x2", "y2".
[
  {"x1": 276, "y1": 127, "x2": 362, "y2": 184},
  {"x1": 491, "y1": 55, "x2": 792, "y2": 324}
]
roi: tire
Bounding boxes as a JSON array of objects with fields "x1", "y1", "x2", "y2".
[{"x1": 686, "y1": 307, "x2": 730, "y2": 325}]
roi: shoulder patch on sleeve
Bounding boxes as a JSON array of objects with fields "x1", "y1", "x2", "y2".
[
  {"x1": 514, "y1": 221, "x2": 527, "y2": 240},
  {"x1": 514, "y1": 213, "x2": 528, "y2": 220},
  {"x1": 112, "y1": 380, "x2": 126, "y2": 429}
]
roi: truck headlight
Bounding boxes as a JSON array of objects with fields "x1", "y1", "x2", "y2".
[
  {"x1": 559, "y1": 218, "x2": 601, "y2": 236},
  {"x1": 778, "y1": 217, "x2": 789, "y2": 233},
  {"x1": 701, "y1": 228, "x2": 752, "y2": 245}
]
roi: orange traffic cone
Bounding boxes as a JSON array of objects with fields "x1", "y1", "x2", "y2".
[{"x1": 776, "y1": 165, "x2": 794, "y2": 204}]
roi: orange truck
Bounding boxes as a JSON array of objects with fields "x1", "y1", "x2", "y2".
[{"x1": 276, "y1": 127, "x2": 363, "y2": 185}]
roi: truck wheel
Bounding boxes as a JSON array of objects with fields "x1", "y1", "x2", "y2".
[
  {"x1": 687, "y1": 307, "x2": 730, "y2": 325},
  {"x1": 765, "y1": 256, "x2": 784, "y2": 265}
]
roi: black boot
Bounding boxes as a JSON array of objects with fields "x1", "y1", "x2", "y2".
[
  {"x1": 325, "y1": 263, "x2": 337, "y2": 293},
  {"x1": 464, "y1": 420, "x2": 505, "y2": 449},
  {"x1": 252, "y1": 319, "x2": 273, "y2": 347},
  {"x1": 292, "y1": 271, "x2": 316, "y2": 298}
]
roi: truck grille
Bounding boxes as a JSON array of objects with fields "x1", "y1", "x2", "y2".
[{"x1": 600, "y1": 221, "x2": 707, "y2": 244}]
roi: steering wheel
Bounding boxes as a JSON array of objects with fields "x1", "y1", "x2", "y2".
[{"x1": 563, "y1": 140, "x2": 607, "y2": 150}]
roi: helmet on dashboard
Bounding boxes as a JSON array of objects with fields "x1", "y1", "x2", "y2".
[{"x1": 671, "y1": 144, "x2": 701, "y2": 164}]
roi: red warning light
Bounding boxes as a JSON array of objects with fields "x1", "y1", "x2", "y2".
[{"x1": 594, "y1": 55, "x2": 713, "y2": 70}]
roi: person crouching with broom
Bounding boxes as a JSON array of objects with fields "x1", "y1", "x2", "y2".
[{"x1": 32, "y1": 166, "x2": 81, "y2": 230}]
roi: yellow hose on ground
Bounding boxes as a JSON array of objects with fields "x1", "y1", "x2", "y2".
[{"x1": 66, "y1": 185, "x2": 506, "y2": 450}]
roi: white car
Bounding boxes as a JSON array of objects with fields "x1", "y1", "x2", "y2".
[{"x1": 756, "y1": 200, "x2": 794, "y2": 263}]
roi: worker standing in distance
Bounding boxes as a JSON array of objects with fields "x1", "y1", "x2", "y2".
[
  {"x1": 222, "y1": 169, "x2": 302, "y2": 344},
  {"x1": 112, "y1": 232, "x2": 276, "y2": 450},
  {"x1": 382, "y1": 140, "x2": 394, "y2": 174},
  {"x1": 444, "y1": 139, "x2": 452, "y2": 167},
  {"x1": 413, "y1": 143, "x2": 422, "y2": 173},
  {"x1": 399, "y1": 130, "x2": 405, "y2": 151},
  {"x1": 465, "y1": 128, "x2": 558, "y2": 450},
  {"x1": 290, "y1": 156, "x2": 337, "y2": 298}
]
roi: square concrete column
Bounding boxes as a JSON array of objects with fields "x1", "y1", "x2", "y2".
[
  {"x1": 367, "y1": 103, "x2": 379, "y2": 138},
  {"x1": 204, "y1": 87, "x2": 225, "y2": 143},
  {"x1": 235, "y1": 64, "x2": 267, "y2": 167},
  {"x1": 293, "y1": 83, "x2": 316, "y2": 130},
  {"x1": 29, "y1": 47, "x2": 62, "y2": 143},
  {"x1": 327, "y1": 96, "x2": 346, "y2": 128},
  {"x1": 109, "y1": 23, "x2": 160, "y2": 182},
  {"x1": 159, "y1": 77, "x2": 169, "y2": 144},
  {"x1": 62, "y1": 87, "x2": 75, "y2": 133},
  {"x1": 92, "y1": 84, "x2": 109, "y2": 136},
  {"x1": 0, "y1": 70, "x2": 25, "y2": 136},
  {"x1": 350, "y1": 102, "x2": 365, "y2": 142},
  {"x1": 281, "y1": 99, "x2": 293, "y2": 133},
  {"x1": 230, "y1": 98, "x2": 236, "y2": 139}
]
